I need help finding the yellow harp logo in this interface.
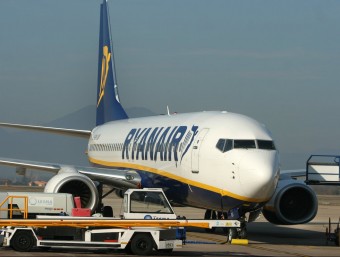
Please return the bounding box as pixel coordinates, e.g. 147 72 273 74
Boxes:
97 46 111 107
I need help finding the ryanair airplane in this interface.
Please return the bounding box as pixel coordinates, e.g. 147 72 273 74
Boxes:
0 0 317 239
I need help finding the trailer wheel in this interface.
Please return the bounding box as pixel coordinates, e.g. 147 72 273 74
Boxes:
11 230 36 252
130 233 154 255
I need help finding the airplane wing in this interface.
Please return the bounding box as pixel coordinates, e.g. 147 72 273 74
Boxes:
0 122 91 138
0 157 61 172
0 157 141 189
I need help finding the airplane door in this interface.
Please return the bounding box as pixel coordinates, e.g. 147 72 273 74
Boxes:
191 128 209 173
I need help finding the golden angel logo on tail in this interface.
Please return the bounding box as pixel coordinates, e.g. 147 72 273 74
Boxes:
97 46 111 107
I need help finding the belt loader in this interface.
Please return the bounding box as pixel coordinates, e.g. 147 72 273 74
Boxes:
0 188 240 255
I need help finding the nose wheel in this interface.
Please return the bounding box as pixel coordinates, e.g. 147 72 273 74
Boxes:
225 226 247 243
226 228 238 243
204 209 247 242
226 221 247 243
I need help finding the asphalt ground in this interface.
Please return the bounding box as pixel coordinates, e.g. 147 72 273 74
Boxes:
1 186 340 256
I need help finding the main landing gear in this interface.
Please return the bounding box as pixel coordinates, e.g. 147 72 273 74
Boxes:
204 209 247 243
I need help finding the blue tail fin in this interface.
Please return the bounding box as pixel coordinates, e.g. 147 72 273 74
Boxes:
96 0 128 126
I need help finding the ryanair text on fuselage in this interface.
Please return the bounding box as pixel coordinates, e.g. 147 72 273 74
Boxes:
122 125 199 162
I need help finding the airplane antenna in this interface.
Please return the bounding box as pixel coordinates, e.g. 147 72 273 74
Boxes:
167 106 171 116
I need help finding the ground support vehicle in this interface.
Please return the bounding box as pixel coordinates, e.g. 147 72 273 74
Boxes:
0 188 240 255
305 155 340 186
325 217 340 246
0 218 240 255
1 225 182 255
305 155 340 246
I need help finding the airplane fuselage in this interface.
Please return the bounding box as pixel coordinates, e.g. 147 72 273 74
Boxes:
88 111 280 214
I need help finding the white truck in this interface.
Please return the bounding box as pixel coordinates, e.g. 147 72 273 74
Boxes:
0 192 75 219
0 188 241 255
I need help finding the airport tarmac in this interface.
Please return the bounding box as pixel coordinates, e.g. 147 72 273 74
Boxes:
1 186 340 256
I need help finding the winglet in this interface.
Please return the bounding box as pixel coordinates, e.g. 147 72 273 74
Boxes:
96 0 128 126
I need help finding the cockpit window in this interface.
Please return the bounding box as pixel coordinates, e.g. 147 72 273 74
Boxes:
216 139 233 153
216 139 276 152
216 139 225 152
257 140 276 150
234 140 256 149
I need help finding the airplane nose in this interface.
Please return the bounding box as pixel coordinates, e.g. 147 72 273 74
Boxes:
238 150 279 201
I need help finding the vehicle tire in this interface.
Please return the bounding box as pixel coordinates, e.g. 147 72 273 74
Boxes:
226 228 237 243
125 244 133 254
130 233 154 255
11 230 36 252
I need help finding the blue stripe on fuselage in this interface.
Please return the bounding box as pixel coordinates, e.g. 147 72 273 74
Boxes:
134 169 265 213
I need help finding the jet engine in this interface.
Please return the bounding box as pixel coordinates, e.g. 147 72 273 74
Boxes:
44 166 99 212
262 178 318 225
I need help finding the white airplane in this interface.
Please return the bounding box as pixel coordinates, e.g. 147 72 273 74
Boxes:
0 0 317 238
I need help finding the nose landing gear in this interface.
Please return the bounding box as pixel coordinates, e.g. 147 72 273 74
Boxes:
204 209 247 243
226 223 247 243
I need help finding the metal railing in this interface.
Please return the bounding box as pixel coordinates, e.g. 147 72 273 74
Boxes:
306 155 340 185
0 195 28 219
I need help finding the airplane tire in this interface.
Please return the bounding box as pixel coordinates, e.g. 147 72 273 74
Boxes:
11 230 36 252
130 233 154 255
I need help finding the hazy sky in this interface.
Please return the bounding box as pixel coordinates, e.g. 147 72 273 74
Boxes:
1 0 340 169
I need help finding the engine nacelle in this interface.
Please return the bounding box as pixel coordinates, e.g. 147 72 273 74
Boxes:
44 166 99 212
262 179 318 225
